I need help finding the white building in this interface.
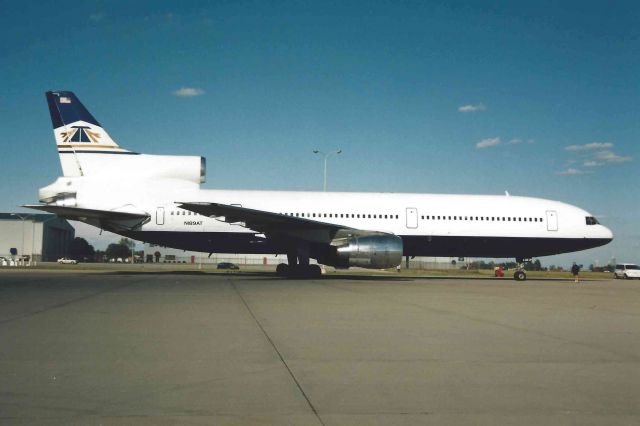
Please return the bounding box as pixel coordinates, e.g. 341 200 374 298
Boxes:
143 242 284 265
0 213 75 262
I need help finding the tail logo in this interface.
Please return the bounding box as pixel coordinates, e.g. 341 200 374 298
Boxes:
60 126 101 143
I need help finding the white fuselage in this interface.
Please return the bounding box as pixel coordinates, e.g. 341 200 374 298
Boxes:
62 175 611 259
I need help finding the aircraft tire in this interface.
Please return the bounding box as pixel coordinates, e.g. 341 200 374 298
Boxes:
284 265 322 279
309 264 322 278
276 263 289 276
514 271 526 281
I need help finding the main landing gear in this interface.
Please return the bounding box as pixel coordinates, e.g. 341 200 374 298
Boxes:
275 246 322 278
513 257 530 281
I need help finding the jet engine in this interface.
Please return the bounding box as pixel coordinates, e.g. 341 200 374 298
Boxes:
330 234 403 269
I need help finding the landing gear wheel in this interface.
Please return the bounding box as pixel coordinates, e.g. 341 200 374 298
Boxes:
309 264 322 278
514 270 527 281
276 263 289 276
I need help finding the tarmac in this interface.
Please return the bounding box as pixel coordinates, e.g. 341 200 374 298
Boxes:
0 270 639 425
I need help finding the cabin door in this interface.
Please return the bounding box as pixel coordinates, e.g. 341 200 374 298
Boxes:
156 207 165 225
406 207 418 229
546 210 558 231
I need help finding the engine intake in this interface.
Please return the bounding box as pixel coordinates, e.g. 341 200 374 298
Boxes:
333 235 403 269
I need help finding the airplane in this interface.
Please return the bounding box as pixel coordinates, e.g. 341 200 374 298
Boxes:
25 91 613 279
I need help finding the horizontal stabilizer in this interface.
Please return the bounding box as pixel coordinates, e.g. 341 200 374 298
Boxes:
23 204 150 232
23 204 149 221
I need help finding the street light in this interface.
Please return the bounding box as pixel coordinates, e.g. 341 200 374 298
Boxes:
10 213 29 265
312 149 342 192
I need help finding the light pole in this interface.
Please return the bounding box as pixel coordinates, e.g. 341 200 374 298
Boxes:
312 149 342 192
10 213 28 265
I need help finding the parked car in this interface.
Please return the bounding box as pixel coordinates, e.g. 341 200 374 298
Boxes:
57 257 78 264
614 263 640 279
217 262 240 270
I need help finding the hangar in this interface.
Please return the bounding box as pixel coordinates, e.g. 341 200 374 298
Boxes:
0 213 74 263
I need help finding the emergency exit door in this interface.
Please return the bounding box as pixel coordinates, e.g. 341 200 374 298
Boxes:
406 207 418 229
546 210 558 231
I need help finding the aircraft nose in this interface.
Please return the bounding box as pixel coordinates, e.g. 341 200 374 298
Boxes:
600 225 614 241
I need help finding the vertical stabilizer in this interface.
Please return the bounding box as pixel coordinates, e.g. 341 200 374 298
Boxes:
45 91 131 176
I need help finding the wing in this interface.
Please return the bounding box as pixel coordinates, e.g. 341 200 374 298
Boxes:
177 202 392 243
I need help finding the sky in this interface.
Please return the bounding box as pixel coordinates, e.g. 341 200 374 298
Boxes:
1 0 638 267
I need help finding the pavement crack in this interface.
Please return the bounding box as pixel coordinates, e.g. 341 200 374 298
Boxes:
0 282 132 326
229 279 326 426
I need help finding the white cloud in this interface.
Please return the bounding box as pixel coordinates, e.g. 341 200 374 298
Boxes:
557 168 585 175
565 142 613 151
594 150 632 163
458 103 486 113
173 87 205 97
476 137 501 149
583 160 601 167
507 138 522 145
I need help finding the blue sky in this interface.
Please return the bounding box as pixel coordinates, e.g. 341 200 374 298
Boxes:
1 0 638 267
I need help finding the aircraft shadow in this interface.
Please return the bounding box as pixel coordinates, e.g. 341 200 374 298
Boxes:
102 270 573 282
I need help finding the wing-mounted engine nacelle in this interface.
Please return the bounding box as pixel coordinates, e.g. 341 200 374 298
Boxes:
330 234 403 269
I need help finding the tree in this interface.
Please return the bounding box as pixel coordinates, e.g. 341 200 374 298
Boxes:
119 238 135 251
69 237 95 260
106 243 131 260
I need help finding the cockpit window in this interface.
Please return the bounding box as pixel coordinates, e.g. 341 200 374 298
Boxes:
585 216 599 225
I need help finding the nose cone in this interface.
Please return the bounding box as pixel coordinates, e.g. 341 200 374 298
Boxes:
594 225 614 245
602 225 614 241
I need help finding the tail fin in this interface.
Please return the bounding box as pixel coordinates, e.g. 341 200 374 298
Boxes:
46 91 132 176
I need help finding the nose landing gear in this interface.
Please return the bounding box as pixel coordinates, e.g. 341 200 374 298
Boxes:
514 258 530 281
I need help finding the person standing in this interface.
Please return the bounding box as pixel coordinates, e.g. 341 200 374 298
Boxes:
571 262 580 283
